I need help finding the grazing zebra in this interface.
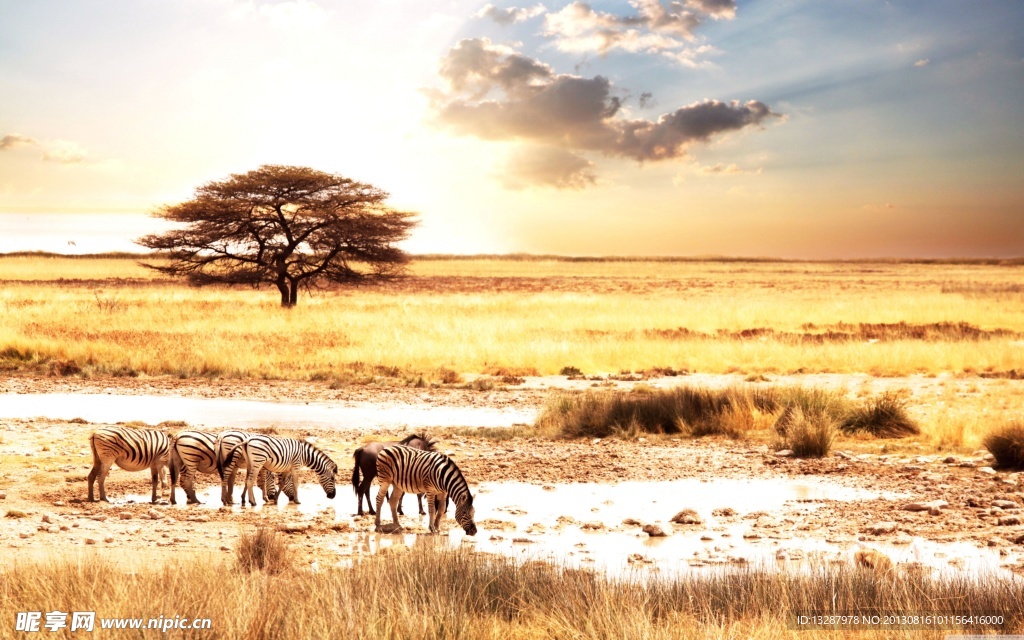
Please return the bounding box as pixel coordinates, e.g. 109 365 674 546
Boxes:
170 431 290 505
88 427 170 503
374 446 477 536
214 430 292 506
227 435 338 507
351 433 438 516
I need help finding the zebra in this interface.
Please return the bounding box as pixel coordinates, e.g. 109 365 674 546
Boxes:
87 426 170 503
226 435 338 507
213 430 292 506
374 445 477 536
170 430 290 505
351 433 438 516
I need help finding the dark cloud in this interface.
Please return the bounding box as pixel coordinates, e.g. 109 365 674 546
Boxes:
431 38 780 185
501 146 597 190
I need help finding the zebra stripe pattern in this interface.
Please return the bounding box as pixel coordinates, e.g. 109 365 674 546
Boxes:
232 435 338 506
88 426 170 503
170 430 217 505
215 431 292 506
374 445 477 535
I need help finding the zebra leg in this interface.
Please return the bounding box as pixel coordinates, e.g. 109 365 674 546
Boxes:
285 471 299 504
427 492 438 534
182 467 201 505
374 480 392 531
243 462 262 507
418 493 426 516
387 487 405 532
150 464 162 504
95 460 115 502
224 467 238 505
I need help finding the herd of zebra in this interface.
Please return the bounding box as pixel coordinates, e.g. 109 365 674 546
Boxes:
85 426 477 536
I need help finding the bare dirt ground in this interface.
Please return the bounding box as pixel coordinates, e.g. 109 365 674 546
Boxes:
1 374 1022 574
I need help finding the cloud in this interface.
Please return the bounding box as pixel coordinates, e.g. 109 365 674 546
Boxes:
1 132 91 164
542 0 734 65
430 39 779 188
0 134 39 150
42 139 89 164
914 58 930 67
501 146 597 190
698 162 753 175
434 39 777 156
477 3 546 25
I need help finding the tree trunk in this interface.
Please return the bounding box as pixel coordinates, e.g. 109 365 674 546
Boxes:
277 278 293 308
288 280 298 306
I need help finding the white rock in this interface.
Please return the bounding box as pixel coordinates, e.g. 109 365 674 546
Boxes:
867 522 898 535
979 467 997 475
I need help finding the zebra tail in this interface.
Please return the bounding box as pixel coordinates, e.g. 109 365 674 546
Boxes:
89 432 100 467
218 442 241 481
351 448 362 493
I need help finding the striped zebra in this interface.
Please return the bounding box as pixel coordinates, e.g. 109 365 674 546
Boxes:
170 431 290 505
214 431 292 506
374 445 477 535
88 426 170 503
226 435 338 507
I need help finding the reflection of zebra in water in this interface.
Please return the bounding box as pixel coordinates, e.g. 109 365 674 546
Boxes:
225 435 338 506
88 427 170 503
374 446 477 535
171 430 289 505
214 431 292 505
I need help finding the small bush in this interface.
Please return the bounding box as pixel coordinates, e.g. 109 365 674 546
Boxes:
775 406 836 458
236 525 291 574
983 422 1024 469
536 386 762 439
840 392 919 438
559 366 583 377
436 367 462 384
5 509 28 519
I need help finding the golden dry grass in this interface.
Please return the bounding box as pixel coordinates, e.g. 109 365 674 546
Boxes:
0 543 1019 640
2 255 1022 381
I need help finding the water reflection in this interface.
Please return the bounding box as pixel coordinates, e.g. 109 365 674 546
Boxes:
129 477 1014 579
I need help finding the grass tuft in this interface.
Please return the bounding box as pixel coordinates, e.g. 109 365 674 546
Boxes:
774 405 837 458
840 391 920 437
236 525 291 574
983 421 1024 469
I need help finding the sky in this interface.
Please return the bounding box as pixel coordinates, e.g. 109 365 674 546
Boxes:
0 0 1022 258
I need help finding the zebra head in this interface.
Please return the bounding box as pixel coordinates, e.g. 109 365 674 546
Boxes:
455 495 477 536
319 459 338 499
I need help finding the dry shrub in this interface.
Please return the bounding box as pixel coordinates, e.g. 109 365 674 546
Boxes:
236 525 291 574
983 422 1024 469
840 391 919 438
775 407 836 458
536 386 771 439
436 367 462 384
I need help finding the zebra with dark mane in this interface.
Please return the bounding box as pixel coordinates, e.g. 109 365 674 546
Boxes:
213 430 291 505
225 435 338 506
172 430 289 505
88 426 170 503
374 445 477 536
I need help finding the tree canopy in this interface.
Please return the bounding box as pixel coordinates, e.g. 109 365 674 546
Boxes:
137 165 418 306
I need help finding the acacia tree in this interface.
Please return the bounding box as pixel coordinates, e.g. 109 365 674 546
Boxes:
138 165 418 307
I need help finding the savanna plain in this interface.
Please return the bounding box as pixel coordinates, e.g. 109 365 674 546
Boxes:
2 254 1024 639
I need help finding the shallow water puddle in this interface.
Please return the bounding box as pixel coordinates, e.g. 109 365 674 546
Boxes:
135 477 1015 579
0 393 536 429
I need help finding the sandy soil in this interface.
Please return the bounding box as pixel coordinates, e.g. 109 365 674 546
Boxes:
1 375 1022 574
